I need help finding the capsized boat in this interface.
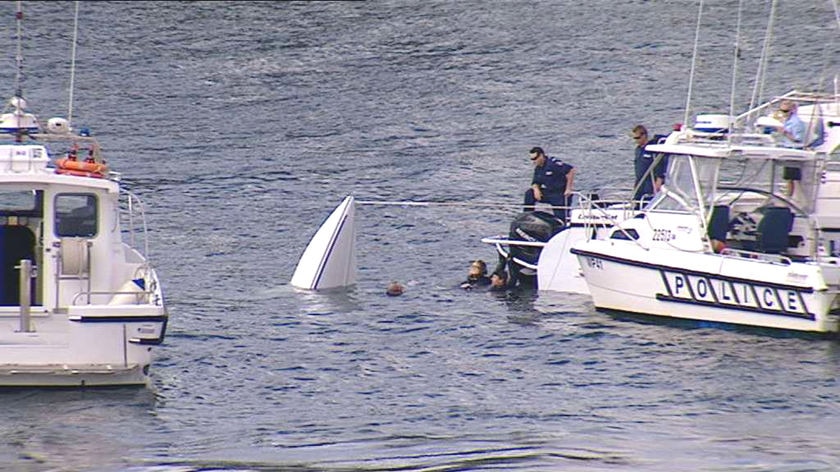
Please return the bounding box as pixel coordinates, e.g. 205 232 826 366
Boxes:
572 90 840 334
0 4 167 386
291 195 357 290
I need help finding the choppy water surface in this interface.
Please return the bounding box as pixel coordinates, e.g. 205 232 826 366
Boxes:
1 1 839 471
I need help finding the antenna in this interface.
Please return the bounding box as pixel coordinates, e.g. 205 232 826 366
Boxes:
683 0 705 129
13 1 24 142
14 1 22 99
749 0 778 111
728 0 745 133
68 1 80 128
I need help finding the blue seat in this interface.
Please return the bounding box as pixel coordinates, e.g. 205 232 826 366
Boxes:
708 205 730 242
756 207 793 254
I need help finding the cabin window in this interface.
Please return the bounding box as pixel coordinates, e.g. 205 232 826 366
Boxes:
611 228 639 240
0 189 42 217
54 193 97 237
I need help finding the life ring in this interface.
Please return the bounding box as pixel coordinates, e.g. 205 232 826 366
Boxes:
55 158 108 178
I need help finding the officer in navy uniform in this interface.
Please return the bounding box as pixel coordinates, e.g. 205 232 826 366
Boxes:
631 125 668 202
523 146 576 222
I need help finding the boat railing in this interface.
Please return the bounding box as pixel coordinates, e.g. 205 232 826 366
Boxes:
733 90 840 129
574 191 638 223
120 189 151 260
70 289 152 306
719 247 792 265
574 191 647 248
480 189 637 270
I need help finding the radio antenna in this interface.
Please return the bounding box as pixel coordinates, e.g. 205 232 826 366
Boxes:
67 1 80 128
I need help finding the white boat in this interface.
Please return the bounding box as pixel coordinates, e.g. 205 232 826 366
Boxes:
0 4 167 386
571 90 840 334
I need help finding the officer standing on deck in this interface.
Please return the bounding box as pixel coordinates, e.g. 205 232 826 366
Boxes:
631 125 667 203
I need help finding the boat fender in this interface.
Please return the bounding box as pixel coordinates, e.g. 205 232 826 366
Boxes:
107 279 147 305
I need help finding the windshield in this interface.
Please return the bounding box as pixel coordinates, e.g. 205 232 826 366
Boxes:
650 154 720 214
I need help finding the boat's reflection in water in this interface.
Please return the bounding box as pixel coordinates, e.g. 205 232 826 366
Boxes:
0 387 159 469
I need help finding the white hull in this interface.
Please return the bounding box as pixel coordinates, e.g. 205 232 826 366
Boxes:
574 241 840 333
537 205 631 293
536 226 590 294
291 195 357 290
0 364 149 387
0 276 167 387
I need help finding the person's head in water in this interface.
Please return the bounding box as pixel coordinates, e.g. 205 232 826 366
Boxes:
490 270 508 290
386 281 404 296
468 260 487 280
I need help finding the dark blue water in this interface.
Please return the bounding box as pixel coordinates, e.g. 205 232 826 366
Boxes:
1 1 839 471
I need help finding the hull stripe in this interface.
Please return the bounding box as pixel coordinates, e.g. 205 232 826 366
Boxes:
571 248 815 293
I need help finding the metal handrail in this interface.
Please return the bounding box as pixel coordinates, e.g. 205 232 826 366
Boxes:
70 289 152 306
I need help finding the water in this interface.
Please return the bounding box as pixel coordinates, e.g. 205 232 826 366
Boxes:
1 1 839 471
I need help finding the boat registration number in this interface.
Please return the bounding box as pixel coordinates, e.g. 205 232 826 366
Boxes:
652 229 675 241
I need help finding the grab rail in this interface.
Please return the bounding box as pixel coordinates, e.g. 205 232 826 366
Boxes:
70 290 152 306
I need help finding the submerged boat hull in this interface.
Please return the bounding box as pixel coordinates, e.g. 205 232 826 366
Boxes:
573 242 840 333
291 195 357 290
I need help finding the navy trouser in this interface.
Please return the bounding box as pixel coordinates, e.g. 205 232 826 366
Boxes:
524 189 571 222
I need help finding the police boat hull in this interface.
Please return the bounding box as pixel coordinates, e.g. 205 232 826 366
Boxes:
574 242 840 333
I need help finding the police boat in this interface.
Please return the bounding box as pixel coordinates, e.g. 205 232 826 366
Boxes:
571 90 840 334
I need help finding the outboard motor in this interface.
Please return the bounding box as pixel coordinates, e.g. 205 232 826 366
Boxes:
507 211 565 288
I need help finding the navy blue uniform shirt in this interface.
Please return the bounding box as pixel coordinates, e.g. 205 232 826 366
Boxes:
634 137 668 199
531 157 573 196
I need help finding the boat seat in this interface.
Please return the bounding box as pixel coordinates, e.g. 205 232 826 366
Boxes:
708 205 730 241
755 207 793 254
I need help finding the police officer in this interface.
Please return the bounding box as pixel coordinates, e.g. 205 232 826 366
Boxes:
631 125 667 202
523 146 576 222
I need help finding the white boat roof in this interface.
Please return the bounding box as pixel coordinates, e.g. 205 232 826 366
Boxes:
647 135 818 161
0 139 119 192
648 89 840 160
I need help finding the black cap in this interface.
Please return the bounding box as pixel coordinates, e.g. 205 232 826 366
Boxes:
529 147 544 155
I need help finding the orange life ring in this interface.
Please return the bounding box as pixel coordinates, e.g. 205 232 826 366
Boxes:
55 158 108 178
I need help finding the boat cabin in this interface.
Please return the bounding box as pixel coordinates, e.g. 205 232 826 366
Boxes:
0 140 151 314
619 91 840 261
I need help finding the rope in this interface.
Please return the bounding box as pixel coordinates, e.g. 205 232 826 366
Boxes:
356 200 533 209
684 0 705 128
